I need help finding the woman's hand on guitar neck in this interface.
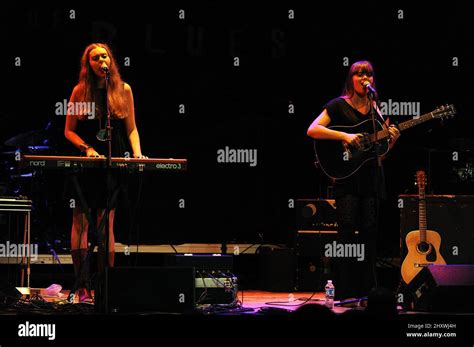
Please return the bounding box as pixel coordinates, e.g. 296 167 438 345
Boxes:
388 125 401 141
388 125 401 150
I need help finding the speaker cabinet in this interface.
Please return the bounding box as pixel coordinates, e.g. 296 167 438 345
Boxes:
104 267 195 314
295 230 337 291
399 195 474 264
406 264 474 312
295 199 338 291
258 247 296 292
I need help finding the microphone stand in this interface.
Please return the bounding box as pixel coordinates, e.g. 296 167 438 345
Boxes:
368 90 382 168
105 68 112 266
95 69 113 312
368 89 380 290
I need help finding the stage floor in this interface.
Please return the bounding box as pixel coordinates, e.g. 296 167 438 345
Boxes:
9 287 368 315
2 287 473 344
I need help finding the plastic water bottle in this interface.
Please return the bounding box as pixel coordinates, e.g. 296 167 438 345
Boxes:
325 280 335 309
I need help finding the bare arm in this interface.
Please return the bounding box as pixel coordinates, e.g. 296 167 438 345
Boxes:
123 83 145 158
307 109 361 146
64 86 100 157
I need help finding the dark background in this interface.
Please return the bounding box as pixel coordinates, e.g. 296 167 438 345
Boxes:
1 3 472 256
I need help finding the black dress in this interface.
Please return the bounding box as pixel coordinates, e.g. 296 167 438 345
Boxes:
323 96 386 300
70 88 130 209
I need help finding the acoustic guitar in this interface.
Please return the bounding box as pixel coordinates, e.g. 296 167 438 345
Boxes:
401 170 446 284
313 105 456 180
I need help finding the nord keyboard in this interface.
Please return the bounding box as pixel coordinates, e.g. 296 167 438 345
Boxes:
19 155 187 172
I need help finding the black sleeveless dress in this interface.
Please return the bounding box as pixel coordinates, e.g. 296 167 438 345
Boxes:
70 88 130 209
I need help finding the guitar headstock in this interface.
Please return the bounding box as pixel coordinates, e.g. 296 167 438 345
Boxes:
432 104 456 120
415 170 427 189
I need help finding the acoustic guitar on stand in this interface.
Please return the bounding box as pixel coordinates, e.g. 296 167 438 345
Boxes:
401 170 446 284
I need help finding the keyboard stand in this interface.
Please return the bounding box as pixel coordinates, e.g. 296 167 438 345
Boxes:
0 197 32 292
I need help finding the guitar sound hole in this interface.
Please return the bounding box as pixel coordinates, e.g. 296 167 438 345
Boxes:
417 242 430 253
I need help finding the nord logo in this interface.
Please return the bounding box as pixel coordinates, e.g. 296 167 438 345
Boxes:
30 161 46 167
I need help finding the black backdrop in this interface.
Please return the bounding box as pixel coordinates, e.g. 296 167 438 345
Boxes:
1 3 472 254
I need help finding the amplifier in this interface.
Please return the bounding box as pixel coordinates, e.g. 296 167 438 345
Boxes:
194 273 238 305
165 254 237 305
296 199 337 231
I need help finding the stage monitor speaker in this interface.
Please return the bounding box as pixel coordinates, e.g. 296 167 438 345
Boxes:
105 267 195 314
258 247 296 292
399 195 474 264
407 264 474 313
295 230 337 291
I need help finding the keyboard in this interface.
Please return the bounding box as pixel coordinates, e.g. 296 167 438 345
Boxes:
19 155 187 172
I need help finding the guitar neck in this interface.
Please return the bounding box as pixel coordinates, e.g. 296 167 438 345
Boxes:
367 111 436 144
397 112 436 132
419 186 427 242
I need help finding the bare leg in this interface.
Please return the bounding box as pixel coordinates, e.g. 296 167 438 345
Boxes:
70 208 92 302
71 208 88 250
97 208 116 267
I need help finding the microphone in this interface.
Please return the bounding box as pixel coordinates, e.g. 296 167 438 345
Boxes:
101 63 109 73
362 80 376 95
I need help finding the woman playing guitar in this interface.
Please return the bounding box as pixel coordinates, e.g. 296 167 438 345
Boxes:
307 60 400 300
